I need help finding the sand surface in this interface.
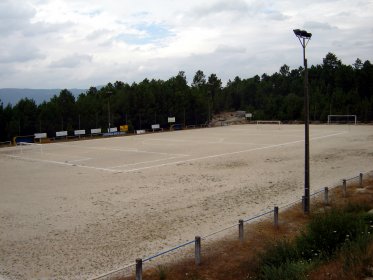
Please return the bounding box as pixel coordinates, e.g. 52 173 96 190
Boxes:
0 124 372 279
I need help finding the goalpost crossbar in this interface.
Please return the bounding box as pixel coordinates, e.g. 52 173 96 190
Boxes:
256 120 281 125
327 115 357 125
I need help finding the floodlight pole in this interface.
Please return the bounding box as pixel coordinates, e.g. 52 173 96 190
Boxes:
293 29 312 214
108 100 111 131
107 91 112 132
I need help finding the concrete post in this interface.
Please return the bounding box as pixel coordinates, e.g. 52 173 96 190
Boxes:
195 236 201 265
343 179 347 197
136 258 142 280
359 173 363 188
274 207 279 228
324 187 329 205
239 219 244 242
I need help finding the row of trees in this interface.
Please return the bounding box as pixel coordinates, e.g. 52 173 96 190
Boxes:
0 52 372 142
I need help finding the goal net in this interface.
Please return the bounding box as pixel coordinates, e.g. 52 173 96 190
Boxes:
256 120 282 130
327 115 357 125
16 142 43 155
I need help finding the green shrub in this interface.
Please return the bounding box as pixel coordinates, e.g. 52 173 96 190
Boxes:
339 228 373 276
261 260 311 280
260 240 299 267
184 271 206 280
295 209 368 260
344 202 371 213
157 265 168 280
257 205 373 279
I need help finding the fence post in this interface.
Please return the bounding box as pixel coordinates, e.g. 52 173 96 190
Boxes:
274 206 279 228
239 219 244 242
359 173 363 188
343 179 347 197
302 196 305 210
324 187 329 205
195 236 201 265
136 258 142 280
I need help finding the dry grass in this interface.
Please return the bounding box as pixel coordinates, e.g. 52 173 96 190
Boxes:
119 177 373 280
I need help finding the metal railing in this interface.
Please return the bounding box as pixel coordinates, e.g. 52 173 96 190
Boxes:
90 170 372 280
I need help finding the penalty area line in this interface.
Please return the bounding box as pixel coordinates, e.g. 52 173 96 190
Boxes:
118 131 347 173
109 156 182 169
6 155 121 173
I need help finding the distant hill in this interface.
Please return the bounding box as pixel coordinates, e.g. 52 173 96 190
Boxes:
0 88 86 106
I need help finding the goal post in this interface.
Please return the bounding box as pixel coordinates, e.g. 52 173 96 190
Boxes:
16 142 43 155
327 115 357 125
256 120 281 125
256 120 282 129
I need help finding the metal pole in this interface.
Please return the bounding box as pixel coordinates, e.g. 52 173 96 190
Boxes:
108 99 111 131
303 40 310 214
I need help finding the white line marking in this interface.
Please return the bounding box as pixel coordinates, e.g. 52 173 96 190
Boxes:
217 141 267 146
118 132 347 173
142 138 224 145
109 156 181 168
5 131 347 174
6 155 121 173
57 144 189 157
67 158 92 163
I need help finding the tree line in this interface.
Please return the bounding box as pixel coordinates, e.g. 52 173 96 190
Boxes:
0 52 372 142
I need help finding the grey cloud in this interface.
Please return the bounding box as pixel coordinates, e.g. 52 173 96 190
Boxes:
0 0 36 35
192 0 249 17
0 44 45 63
265 10 289 21
50 54 93 68
0 0 73 37
304 21 337 31
20 21 74 37
86 29 111 40
335 11 351 17
215 45 246 54
188 0 288 23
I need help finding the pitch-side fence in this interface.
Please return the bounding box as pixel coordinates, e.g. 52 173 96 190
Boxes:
91 170 372 280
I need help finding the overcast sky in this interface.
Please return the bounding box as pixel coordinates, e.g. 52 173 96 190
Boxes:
1 0 372 89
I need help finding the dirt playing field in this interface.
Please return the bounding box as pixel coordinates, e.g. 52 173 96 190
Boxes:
0 124 372 279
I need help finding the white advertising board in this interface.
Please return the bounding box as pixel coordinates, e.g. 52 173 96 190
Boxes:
74 130 86 136
151 124 160 129
108 127 118 133
56 131 68 137
168 117 175 123
245 113 253 118
91 128 102 134
136 130 146 134
34 133 47 139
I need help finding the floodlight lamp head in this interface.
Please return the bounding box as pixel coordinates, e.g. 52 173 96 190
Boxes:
300 30 312 38
293 29 312 39
293 29 301 36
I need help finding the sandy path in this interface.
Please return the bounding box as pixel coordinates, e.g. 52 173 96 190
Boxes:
0 124 372 279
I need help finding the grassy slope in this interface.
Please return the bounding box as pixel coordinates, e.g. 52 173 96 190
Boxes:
119 177 373 280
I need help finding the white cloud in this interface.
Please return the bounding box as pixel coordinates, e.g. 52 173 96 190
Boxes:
0 0 372 88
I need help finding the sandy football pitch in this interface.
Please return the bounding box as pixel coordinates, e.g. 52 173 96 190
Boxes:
0 124 372 279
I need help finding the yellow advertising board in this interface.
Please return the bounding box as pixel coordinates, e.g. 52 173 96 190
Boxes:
120 125 128 132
